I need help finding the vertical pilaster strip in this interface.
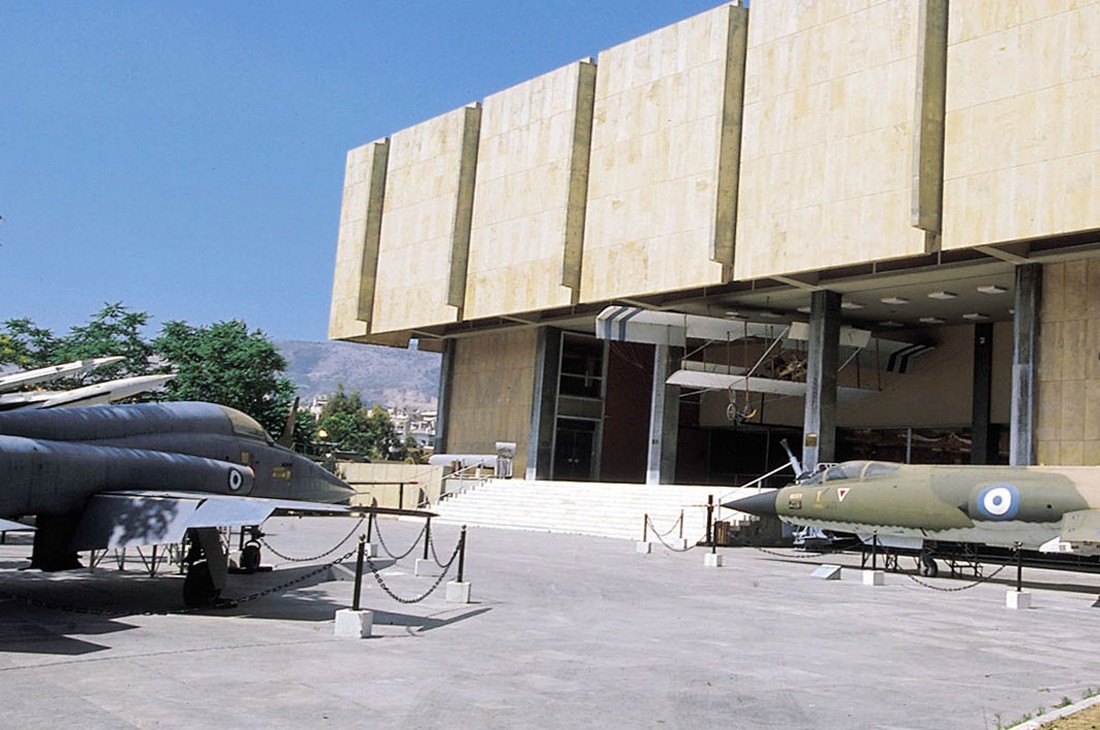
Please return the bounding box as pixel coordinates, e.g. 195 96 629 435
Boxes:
712 3 749 278
802 290 841 471
526 327 562 480
911 0 949 253
561 60 596 302
1010 264 1042 466
357 140 389 326
971 322 994 464
433 339 456 455
646 344 681 485
446 103 482 313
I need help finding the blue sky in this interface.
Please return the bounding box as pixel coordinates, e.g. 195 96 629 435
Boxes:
1 1 723 342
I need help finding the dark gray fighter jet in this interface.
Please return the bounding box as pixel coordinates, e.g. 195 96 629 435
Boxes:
0 401 355 606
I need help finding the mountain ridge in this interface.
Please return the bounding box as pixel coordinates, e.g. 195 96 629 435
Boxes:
275 339 440 410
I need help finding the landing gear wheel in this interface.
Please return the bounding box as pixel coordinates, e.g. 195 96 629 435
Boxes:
919 554 939 578
183 560 220 608
240 542 262 573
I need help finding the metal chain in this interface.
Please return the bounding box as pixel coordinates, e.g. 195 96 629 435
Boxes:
226 545 358 605
645 513 684 539
906 562 1007 592
754 546 828 559
0 545 359 617
428 529 450 568
365 538 462 604
375 520 428 561
648 526 702 553
259 516 365 563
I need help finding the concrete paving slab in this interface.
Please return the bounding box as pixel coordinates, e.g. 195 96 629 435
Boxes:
1 517 1098 729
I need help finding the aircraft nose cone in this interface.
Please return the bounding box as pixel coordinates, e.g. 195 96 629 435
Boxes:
724 490 779 517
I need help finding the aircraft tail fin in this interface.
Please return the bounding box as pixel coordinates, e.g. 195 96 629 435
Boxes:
277 397 299 449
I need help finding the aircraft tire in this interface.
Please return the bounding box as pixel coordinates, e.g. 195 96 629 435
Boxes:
183 560 220 608
240 543 262 573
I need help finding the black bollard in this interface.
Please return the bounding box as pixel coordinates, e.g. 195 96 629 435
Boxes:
352 533 366 611
366 506 375 543
679 509 684 541
872 533 879 571
423 516 432 560
642 514 648 542
706 494 714 550
457 526 467 583
1015 542 1023 593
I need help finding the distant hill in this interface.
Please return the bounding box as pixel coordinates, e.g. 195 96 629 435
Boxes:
275 339 440 410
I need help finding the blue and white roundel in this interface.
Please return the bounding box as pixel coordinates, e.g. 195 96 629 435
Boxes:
976 484 1019 520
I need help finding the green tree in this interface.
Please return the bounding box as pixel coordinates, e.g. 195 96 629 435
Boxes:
56 302 155 381
317 385 403 460
153 320 296 437
0 317 60 369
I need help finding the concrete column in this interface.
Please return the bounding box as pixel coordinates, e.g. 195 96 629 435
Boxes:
646 344 681 485
526 327 561 480
971 322 994 464
433 339 456 454
1010 264 1041 466
802 290 841 471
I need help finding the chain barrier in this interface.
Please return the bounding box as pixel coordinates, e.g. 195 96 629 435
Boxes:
645 513 683 539
906 561 1007 592
0 544 359 618
259 516 365 563
227 545 358 605
428 529 450 568
365 537 462 604
754 546 828 559
375 520 428 561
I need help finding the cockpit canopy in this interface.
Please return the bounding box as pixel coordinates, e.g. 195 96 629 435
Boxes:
221 406 273 444
801 460 899 485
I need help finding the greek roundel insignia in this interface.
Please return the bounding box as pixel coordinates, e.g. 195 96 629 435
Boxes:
228 468 244 492
976 484 1019 520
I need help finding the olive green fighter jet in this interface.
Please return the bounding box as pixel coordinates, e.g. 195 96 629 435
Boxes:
726 460 1100 560
0 401 356 606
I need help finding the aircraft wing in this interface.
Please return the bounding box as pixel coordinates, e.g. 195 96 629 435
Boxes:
1040 509 1100 556
69 491 349 551
666 368 875 401
0 517 34 532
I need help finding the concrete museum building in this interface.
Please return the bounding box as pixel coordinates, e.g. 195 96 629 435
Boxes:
329 1 1100 488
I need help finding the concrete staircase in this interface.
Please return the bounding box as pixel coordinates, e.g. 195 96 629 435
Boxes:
431 478 762 541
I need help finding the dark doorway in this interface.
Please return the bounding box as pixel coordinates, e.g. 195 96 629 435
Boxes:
553 418 597 481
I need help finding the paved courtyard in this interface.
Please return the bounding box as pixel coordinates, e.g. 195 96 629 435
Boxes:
1 516 1098 729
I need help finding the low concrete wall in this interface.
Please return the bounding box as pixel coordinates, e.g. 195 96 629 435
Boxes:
339 462 445 510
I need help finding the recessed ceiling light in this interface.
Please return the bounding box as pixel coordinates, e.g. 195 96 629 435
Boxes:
977 284 1007 294
881 296 909 305
962 312 989 320
841 301 865 310
878 320 905 328
796 306 812 314
927 290 957 300
919 316 945 325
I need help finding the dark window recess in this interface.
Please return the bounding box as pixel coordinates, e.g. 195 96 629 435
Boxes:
559 335 604 399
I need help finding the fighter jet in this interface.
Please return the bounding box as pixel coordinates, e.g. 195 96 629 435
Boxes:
726 460 1100 569
0 401 355 606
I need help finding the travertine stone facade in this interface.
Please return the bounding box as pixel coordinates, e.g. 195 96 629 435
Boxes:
579 3 747 301
329 140 388 341
464 60 596 320
371 104 481 334
447 329 538 476
942 1 1100 248
1037 261 1100 465
735 0 928 279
